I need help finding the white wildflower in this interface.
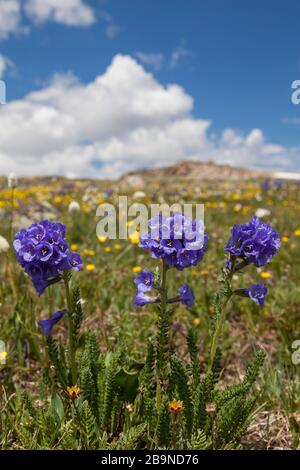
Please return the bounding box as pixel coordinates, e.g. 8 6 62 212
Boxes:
0 235 9 253
68 201 81 213
133 191 146 200
7 172 17 189
255 208 271 218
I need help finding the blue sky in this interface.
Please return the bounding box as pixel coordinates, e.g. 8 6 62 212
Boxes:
0 0 300 177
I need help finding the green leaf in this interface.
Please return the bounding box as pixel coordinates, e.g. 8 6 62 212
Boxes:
50 393 64 425
115 368 140 401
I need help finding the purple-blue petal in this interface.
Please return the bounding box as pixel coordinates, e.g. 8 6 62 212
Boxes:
38 310 66 336
245 283 267 307
179 283 195 307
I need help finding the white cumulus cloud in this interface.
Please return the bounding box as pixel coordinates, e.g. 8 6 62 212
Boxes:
0 54 299 179
0 0 22 39
0 0 95 40
0 54 15 78
0 55 8 78
135 52 165 71
24 0 95 26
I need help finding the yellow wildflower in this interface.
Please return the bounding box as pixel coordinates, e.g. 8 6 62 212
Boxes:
234 203 242 212
104 246 111 253
260 271 272 279
0 351 7 363
132 266 142 273
169 399 184 415
129 232 140 244
67 385 80 400
193 318 201 326
98 235 107 243
200 270 209 277
86 264 95 272
84 249 95 256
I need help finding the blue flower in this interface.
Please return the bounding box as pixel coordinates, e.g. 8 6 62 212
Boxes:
261 180 270 191
139 212 208 270
178 284 195 307
134 291 157 307
14 220 83 294
225 216 280 268
38 310 66 336
245 283 267 307
36 241 53 262
134 269 154 292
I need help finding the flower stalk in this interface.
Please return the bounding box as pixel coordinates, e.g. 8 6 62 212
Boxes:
156 260 169 410
208 293 231 373
207 258 235 372
160 260 168 316
63 273 77 385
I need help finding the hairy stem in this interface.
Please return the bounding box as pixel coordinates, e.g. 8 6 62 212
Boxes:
208 294 231 372
156 260 169 410
63 273 77 384
208 261 235 373
160 260 168 314
8 187 15 246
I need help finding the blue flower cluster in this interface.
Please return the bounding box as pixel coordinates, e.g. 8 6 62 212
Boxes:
225 216 280 267
14 220 83 294
139 213 208 270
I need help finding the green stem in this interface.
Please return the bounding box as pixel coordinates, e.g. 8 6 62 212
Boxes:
171 414 179 449
0 383 3 436
160 260 168 315
208 294 231 373
48 285 54 316
115 244 132 264
9 188 15 247
208 258 237 372
63 274 77 384
156 260 168 411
